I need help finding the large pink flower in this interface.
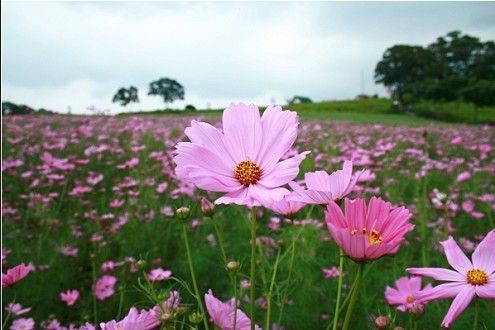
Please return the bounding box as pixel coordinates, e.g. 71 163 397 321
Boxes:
290 160 363 204
2 263 33 288
204 289 260 330
325 197 414 261
174 103 309 207
100 307 160 330
407 230 495 328
93 275 117 300
384 276 432 313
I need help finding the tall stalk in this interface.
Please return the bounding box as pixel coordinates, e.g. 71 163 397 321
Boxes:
342 262 365 330
181 222 209 330
249 207 257 330
329 249 344 330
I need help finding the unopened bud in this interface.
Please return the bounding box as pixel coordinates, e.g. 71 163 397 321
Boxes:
409 303 425 315
136 260 146 270
200 197 214 216
374 315 390 329
160 312 173 322
226 261 240 273
176 206 190 219
188 311 203 324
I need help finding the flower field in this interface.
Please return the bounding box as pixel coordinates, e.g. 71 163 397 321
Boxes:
2 107 494 330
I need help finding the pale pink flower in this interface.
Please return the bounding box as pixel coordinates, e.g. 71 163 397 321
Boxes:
268 182 306 217
156 182 168 193
2 263 33 288
148 268 172 282
174 103 309 207
325 197 414 261
384 276 432 313
60 289 80 306
9 318 35 330
94 275 117 300
204 289 261 330
4 303 31 316
456 171 471 183
322 267 342 278
200 197 215 216
290 160 364 204
100 307 160 330
407 230 495 328
59 246 79 257
109 199 125 209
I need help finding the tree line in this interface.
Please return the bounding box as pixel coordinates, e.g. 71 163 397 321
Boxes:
112 77 185 107
375 31 495 107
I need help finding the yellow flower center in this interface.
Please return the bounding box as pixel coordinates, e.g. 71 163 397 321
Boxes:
368 229 383 245
467 269 488 286
406 295 414 304
235 160 261 186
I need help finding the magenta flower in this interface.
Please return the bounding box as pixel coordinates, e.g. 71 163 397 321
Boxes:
174 103 309 207
407 230 495 328
291 160 363 204
148 268 172 282
325 197 414 261
60 289 80 306
9 318 35 330
2 263 33 288
204 289 260 330
384 276 432 313
93 275 117 300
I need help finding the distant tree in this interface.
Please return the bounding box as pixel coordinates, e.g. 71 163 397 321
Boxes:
112 86 139 106
184 104 196 111
460 80 495 106
2 102 35 115
148 78 184 104
289 96 313 104
374 45 437 103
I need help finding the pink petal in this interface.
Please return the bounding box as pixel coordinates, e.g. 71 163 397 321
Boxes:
441 285 475 328
256 105 299 170
325 200 347 229
384 286 404 305
474 274 495 298
472 229 495 274
304 171 331 191
260 151 310 188
440 236 473 274
248 184 289 208
414 282 465 302
406 267 465 282
222 103 262 162
290 189 333 204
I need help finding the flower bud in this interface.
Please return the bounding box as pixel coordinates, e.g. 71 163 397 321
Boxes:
188 311 203 324
374 315 390 329
200 197 214 216
409 303 425 315
176 206 190 219
136 259 146 270
226 261 240 273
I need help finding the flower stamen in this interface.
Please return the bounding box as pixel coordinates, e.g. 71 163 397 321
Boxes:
467 269 488 286
235 160 261 186
369 229 383 245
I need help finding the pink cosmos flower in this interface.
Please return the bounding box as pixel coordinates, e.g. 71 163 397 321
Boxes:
268 182 307 217
94 275 117 300
456 171 471 183
60 289 80 306
322 267 342 278
4 303 31 316
290 160 364 204
325 197 414 261
9 318 35 330
2 263 33 288
204 289 261 330
100 307 160 330
174 103 310 207
148 268 172 281
384 276 432 313
407 230 495 328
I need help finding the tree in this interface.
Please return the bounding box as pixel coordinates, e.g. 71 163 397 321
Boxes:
374 45 438 103
460 80 495 107
148 78 184 104
112 86 139 106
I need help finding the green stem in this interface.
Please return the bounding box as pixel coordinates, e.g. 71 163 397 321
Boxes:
342 263 365 330
265 249 282 330
2 311 11 330
92 260 98 325
277 228 303 326
329 249 344 330
213 220 228 264
232 272 238 330
182 223 209 330
249 207 257 330
473 298 479 330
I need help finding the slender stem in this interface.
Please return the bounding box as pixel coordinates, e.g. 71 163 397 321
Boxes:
249 207 257 330
182 222 209 330
213 221 228 264
92 260 98 324
473 298 479 330
232 272 238 330
265 249 282 330
116 289 125 319
277 228 303 326
2 311 11 330
342 263 364 330
329 249 344 330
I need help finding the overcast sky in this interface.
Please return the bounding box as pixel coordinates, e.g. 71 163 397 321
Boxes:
2 1 495 114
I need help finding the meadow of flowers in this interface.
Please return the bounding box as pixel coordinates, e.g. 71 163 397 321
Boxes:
2 105 494 330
